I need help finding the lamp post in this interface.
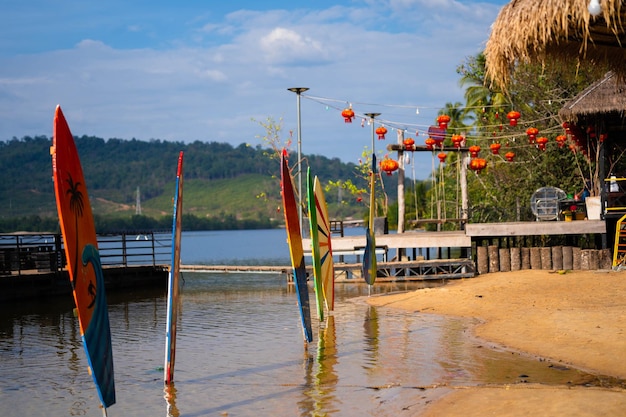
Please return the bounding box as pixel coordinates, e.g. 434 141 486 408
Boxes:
363 113 381 232
287 87 309 232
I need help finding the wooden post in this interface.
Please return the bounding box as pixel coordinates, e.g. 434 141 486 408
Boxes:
562 246 573 270
396 130 405 261
477 246 488 274
521 247 531 269
499 248 511 272
541 247 552 270
552 246 563 270
510 247 521 271
488 245 499 273
460 151 469 229
572 247 582 269
530 247 542 269
397 130 405 234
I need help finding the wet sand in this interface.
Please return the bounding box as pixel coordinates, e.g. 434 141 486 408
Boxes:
366 269 626 416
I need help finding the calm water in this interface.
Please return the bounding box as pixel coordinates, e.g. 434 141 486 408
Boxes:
0 230 603 416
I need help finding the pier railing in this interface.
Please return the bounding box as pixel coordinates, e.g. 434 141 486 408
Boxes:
0 231 171 277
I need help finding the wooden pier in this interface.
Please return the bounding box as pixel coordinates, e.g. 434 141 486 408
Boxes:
0 219 611 300
0 232 169 301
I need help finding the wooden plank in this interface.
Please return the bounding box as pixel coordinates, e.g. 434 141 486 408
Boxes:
302 230 470 251
465 220 605 237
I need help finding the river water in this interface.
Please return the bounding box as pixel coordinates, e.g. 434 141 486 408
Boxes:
0 229 601 416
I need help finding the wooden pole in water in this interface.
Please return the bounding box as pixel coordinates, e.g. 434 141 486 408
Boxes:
287 87 309 233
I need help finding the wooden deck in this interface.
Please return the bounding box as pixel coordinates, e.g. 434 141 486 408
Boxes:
180 258 475 282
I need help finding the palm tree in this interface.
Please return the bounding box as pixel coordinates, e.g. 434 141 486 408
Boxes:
65 173 84 288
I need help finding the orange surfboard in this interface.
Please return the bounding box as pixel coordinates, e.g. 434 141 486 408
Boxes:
51 105 115 409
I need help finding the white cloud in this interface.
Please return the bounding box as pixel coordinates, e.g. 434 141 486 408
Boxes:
0 1 505 178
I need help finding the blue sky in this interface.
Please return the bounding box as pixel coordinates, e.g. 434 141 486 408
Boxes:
0 0 507 179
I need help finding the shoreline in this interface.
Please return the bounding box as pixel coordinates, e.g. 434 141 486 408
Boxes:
366 269 626 416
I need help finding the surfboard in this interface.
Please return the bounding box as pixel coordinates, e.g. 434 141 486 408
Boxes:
51 105 116 410
362 154 377 286
280 152 313 343
165 151 184 385
308 171 335 313
306 168 325 321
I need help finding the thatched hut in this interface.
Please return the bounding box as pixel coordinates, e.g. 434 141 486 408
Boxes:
558 71 626 192
559 71 626 125
485 0 626 89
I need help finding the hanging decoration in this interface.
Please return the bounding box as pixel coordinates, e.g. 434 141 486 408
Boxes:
403 137 415 151
506 111 521 127
536 136 549 151
341 107 355 123
505 151 515 162
469 145 481 158
380 157 399 175
437 152 447 164
489 143 501 155
469 158 487 173
436 114 451 129
526 127 539 143
425 137 436 150
375 126 388 140
451 134 464 148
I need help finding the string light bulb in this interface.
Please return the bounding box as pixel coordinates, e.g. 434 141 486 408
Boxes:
588 0 602 16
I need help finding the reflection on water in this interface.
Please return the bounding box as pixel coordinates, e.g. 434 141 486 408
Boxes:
0 272 615 417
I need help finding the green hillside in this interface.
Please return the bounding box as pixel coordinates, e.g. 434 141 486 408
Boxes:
0 135 378 232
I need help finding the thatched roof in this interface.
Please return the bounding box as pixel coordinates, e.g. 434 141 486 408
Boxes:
559 71 626 123
485 0 626 89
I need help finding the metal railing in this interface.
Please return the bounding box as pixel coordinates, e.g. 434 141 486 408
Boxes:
0 231 171 277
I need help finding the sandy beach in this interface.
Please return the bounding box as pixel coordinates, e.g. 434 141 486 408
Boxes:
366 269 626 416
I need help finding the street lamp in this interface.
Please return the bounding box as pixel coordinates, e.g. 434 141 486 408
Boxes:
287 87 309 232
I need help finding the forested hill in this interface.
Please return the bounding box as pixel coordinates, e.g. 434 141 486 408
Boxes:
0 135 374 231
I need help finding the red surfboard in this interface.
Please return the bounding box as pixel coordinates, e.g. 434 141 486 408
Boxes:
51 105 116 410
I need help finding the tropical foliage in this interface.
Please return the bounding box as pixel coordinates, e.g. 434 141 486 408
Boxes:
421 53 611 226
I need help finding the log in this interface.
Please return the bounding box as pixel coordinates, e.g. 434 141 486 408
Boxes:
488 245 499 273
599 248 613 270
510 247 521 271
521 247 531 270
541 247 552 270
499 248 511 272
551 246 563 270
572 247 582 270
562 246 573 270
581 249 599 270
477 246 488 274
530 247 542 270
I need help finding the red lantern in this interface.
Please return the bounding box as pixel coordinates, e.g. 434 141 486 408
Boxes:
469 158 487 173
506 111 521 126
437 152 447 163
341 108 355 123
451 134 464 148
469 145 481 158
505 151 515 162
437 114 451 129
526 127 539 143
403 138 415 151
536 136 549 151
380 157 399 175
425 137 436 150
375 126 388 140
555 135 567 148
489 143 501 155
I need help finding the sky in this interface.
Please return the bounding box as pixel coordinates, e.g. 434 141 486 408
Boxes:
0 0 507 179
